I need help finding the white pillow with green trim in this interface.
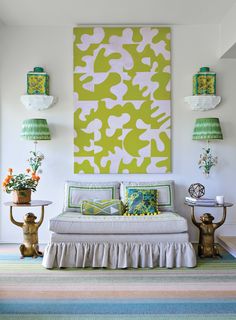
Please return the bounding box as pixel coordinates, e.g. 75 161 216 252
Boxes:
63 181 120 213
121 180 175 212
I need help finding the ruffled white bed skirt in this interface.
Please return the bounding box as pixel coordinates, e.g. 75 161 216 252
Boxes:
42 242 196 269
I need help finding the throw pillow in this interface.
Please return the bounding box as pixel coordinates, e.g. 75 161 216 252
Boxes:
121 180 175 212
81 199 124 216
63 181 120 213
126 188 159 215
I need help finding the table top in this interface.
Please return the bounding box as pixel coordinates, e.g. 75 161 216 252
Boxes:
4 200 52 207
184 201 233 208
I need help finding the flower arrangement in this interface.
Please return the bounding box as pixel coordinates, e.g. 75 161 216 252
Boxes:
2 168 40 194
198 147 217 176
2 151 43 194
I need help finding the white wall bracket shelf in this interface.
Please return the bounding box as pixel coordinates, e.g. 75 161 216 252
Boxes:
184 95 221 111
20 95 57 111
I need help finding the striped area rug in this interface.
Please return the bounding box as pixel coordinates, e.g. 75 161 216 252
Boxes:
0 244 236 319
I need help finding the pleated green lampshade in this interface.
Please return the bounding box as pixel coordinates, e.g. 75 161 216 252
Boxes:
21 119 51 140
192 118 223 140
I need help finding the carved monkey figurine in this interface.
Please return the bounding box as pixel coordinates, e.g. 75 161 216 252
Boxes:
191 211 226 258
10 209 44 258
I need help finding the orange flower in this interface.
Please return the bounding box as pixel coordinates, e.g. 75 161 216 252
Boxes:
26 168 31 173
5 175 12 183
2 181 7 187
35 176 40 181
8 168 13 174
31 173 37 181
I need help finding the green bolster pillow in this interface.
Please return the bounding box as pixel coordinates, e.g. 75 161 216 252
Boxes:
81 199 124 216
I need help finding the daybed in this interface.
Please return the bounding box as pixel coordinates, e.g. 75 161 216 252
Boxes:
42 180 196 269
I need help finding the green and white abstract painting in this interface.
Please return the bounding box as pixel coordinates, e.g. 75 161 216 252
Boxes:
74 27 171 173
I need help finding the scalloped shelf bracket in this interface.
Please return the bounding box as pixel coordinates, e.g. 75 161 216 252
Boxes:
20 95 57 111
184 95 221 111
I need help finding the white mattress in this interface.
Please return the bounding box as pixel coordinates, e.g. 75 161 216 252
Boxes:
50 232 189 242
49 211 188 234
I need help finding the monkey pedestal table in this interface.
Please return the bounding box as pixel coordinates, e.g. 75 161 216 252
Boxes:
185 202 233 258
4 200 52 258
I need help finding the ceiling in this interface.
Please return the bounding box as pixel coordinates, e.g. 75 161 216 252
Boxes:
0 0 235 26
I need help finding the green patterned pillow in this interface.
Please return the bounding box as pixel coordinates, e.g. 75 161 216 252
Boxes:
81 199 124 216
121 181 175 212
125 189 159 216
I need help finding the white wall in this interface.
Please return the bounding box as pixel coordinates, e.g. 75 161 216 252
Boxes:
220 2 236 58
1 25 236 243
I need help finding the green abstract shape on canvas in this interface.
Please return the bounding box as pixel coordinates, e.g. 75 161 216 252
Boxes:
74 73 121 100
123 44 154 72
119 158 151 173
155 157 171 172
94 48 121 72
151 132 170 157
95 129 123 157
74 160 94 174
74 129 94 157
123 129 149 157
123 74 148 100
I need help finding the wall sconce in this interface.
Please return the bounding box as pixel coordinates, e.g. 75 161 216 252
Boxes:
192 117 223 176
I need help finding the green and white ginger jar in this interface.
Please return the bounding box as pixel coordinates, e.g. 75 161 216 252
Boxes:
27 67 49 95
193 67 216 95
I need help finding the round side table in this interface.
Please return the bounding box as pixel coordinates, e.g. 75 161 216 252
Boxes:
4 200 52 258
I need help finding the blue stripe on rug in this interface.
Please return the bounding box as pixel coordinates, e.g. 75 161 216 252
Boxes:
1 315 236 320
1 300 236 315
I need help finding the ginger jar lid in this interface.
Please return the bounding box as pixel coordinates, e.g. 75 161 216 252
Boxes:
199 67 210 72
33 67 44 73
